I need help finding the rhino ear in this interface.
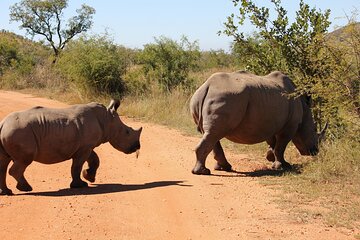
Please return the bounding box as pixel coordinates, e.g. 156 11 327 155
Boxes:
108 99 120 114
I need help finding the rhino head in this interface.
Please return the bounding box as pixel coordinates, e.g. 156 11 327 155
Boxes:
292 95 327 156
106 100 142 154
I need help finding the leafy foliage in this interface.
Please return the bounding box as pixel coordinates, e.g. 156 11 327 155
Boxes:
221 0 356 136
10 0 95 62
139 36 200 92
198 49 235 70
56 35 130 97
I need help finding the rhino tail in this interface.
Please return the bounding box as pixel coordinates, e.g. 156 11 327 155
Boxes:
196 84 210 134
0 123 9 158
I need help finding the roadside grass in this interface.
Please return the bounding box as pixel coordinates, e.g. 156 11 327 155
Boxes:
120 88 196 135
263 138 360 230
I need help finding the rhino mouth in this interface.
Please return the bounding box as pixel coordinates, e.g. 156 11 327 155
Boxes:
298 146 318 156
309 147 319 156
124 142 141 154
302 146 318 156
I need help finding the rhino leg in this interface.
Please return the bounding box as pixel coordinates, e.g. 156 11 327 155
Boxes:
70 150 91 188
192 133 218 175
82 151 99 183
0 156 13 195
9 160 33 192
272 137 292 170
213 141 232 172
266 138 276 162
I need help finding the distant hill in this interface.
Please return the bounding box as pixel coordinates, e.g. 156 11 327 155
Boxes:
0 29 48 52
0 30 50 66
0 30 51 83
327 22 360 42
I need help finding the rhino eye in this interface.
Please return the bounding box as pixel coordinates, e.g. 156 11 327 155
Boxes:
126 129 130 135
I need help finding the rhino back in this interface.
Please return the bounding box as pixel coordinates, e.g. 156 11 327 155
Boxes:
198 71 303 144
0 103 110 164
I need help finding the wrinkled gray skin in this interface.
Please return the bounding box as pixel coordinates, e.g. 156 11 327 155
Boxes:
190 71 326 175
0 100 142 195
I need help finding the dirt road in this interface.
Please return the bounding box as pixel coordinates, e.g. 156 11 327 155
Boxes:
0 91 356 240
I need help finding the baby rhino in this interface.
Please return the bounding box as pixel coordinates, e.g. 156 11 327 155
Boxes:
0 99 142 195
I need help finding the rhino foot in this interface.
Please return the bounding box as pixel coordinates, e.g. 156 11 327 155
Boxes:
214 162 232 172
272 161 292 171
0 188 13 196
281 161 292 170
192 166 211 175
16 183 32 192
82 169 96 183
70 180 88 188
272 161 282 170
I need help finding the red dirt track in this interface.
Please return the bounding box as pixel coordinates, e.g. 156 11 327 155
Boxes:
0 91 356 239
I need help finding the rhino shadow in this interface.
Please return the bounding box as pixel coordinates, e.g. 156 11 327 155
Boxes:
18 180 191 197
211 164 303 177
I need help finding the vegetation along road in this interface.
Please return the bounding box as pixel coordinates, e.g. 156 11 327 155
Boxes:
0 91 358 239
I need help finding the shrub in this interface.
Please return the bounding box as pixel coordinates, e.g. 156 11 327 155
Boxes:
139 36 200 92
123 65 150 96
198 49 236 70
57 34 130 97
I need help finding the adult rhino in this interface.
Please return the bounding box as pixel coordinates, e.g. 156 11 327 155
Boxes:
0 99 142 195
190 71 327 175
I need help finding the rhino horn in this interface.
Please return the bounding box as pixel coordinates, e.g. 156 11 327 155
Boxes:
318 122 328 143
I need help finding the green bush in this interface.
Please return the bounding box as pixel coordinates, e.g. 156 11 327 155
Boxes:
123 65 150 96
198 49 236 70
57 34 130 97
139 36 200 92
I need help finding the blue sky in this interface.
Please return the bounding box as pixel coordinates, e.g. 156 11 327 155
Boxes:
0 0 359 51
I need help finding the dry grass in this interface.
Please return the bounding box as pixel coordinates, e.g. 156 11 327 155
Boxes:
264 139 360 230
120 88 196 135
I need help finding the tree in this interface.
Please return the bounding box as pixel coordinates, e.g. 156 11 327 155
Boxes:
221 0 334 131
10 0 95 62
